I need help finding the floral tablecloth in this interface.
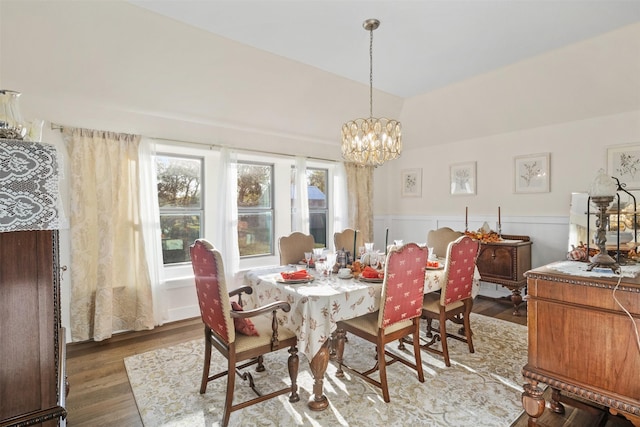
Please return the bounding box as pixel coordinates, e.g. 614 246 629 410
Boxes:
243 262 481 362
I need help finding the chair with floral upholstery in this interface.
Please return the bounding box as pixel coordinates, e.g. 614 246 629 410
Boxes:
420 235 480 367
334 243 428 402
190 239 300 427
278 231 315 265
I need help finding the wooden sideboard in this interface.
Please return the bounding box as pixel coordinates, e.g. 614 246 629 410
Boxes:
0 230 66 427
521 264 640 426
475 234 532 315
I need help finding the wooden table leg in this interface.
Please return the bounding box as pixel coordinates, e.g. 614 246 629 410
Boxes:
522 380 546 425
511 288 524 316
307 340 330 411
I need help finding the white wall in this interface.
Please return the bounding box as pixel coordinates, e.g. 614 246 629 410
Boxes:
1 1 639 339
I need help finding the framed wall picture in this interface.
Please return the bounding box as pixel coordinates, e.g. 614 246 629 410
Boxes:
401 168 422 197
607 143 640 189
514 152 550 193
450 161 476 195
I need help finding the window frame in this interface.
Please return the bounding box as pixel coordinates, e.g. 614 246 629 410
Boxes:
237 160 275 259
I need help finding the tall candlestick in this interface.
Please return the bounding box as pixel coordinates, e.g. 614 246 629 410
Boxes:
353 229 357 261
385 228 389 255
465 207 468 230
498 206 501 226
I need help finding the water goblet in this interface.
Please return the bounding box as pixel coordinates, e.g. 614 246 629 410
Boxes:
364 242 374 253
304 252 312 268
394 239 403 247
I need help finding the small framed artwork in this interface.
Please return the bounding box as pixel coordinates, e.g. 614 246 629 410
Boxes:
514 153 550 193
607 143 640 189
450 161 476 195
401 168 422 197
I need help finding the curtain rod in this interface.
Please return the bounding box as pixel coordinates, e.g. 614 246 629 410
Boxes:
50 122 339 163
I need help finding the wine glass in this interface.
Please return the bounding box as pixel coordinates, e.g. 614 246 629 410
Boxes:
304 252 312 268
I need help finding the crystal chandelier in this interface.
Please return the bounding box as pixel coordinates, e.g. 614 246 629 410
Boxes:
341 19 402 167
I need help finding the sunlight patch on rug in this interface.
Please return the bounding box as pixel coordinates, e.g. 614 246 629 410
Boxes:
124 314 527 426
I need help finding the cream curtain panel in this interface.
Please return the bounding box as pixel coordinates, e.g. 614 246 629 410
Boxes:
63 128 155 342
344 163 374 242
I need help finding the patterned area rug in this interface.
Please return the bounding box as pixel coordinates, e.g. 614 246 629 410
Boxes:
125 314 527 426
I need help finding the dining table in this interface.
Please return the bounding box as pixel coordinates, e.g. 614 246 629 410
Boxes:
243 260 480 410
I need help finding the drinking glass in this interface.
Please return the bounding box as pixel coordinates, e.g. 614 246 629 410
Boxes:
325 252 336 275
313 247 325 262
364 242 374 252
315 260 327 276
304 252 312 268
394 239 403 247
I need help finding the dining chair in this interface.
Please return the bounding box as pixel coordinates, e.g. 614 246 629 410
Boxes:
190 239 300 427
334 243 428 402
333 228 364 255
426 226 464 258
278 231 315 265
420 235 480 367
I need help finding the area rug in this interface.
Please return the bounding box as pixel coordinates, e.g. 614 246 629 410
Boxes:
125 314 527 426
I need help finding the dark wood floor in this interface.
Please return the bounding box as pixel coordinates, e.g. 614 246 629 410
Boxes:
64 296 633 427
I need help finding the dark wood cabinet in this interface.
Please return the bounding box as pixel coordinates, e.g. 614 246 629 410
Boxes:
521 264 640 426
0 230 66 427
475 234 532 315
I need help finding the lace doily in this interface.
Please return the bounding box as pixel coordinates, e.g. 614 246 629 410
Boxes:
547 260 640 278
0 139 63 232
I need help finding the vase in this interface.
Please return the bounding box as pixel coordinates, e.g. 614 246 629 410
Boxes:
0 89 27 140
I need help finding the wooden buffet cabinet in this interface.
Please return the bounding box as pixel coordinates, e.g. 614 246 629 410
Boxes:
521 264 640 426
476 234 532 315
0 231 66 427
0 139 66 427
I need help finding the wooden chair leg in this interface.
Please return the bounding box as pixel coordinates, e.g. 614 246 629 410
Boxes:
377 338 390 403
439 310 451 367
200 329 212 394
287 345 300 402
222 354 236 427
464 303 475 354
412 321 425 383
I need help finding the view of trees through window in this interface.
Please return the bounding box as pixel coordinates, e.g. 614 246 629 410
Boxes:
292 168 329 248
156 155 203 264
237 162 274 257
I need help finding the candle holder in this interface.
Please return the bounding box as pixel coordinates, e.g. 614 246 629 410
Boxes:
586 195 620 274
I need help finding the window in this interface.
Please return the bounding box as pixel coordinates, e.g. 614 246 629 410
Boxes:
156 154 203 264
237 162 274 257
291 167 329 247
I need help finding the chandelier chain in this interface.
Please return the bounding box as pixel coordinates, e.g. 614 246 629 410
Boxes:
369 25 373 119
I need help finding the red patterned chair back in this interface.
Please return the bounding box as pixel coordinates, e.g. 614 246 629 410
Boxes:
190 239 235 344
440 235 479 306
378 243 428 328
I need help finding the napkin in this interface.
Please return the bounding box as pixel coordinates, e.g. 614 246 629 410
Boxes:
281 269 310 280
361 266 383 279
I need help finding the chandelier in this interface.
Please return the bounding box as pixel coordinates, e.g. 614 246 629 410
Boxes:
341 19 402 167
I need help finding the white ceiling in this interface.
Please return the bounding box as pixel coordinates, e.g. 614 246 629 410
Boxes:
128 0 640 99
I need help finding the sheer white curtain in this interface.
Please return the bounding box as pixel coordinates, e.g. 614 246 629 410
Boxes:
139 138 168 326
292 156 310 233
215 147 240 287
332 162 349 244
63 127 155 341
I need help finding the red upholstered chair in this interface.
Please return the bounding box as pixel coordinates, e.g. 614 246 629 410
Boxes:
334 243 428 402
420 235 480 367
190 239 299 427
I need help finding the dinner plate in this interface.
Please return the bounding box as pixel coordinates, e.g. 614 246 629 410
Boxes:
426 265 444 270
358 276 383 283
276 276 314 284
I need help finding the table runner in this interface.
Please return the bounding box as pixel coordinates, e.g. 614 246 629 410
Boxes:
0 139 63 232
